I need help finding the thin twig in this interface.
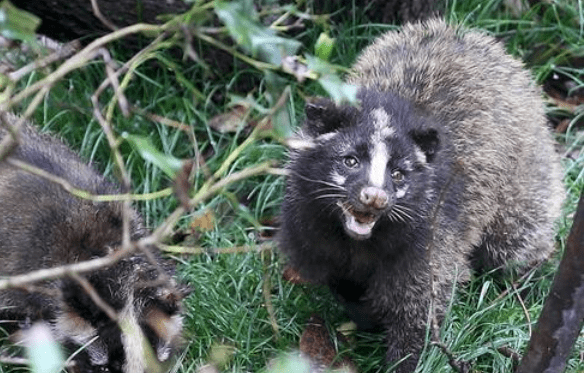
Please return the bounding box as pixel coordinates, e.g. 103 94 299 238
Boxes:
68 272 119 321
133 108 191 132
0 158 280 292
4 157 173 202
91 92 130 189
512 282 532 336
92 32 169 102
431 341 470 373
491 264 541 304
0 243 135 291
160 242 274 255
6 23 165 109
0 23 167 160
8 40 81 82
193 30 277 72
99 48 130 117
143 162 280 245
0 356 29 365
91 50 136 253
91 0 119 31
262 250 280 339
497 345 522 365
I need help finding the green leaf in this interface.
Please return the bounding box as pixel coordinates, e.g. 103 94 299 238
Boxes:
123 133 183 179
264 71 293 138
250 33 301 66
214 0 301 65
0 0 40 42
317 74 358 105
306 55 358 105
314 32 335 61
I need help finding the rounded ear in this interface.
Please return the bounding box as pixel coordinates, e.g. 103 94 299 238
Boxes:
410 128 440 162
304 98 357 137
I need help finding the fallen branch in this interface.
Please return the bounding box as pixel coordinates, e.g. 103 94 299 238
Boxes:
160 242 274 255
516 193 584 373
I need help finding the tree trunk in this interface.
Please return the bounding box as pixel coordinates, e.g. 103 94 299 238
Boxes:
12 0 441 43
312 0 441 25
516 193 584 373
11 0 191 42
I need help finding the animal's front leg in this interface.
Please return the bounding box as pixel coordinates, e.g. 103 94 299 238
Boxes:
384 317 427 373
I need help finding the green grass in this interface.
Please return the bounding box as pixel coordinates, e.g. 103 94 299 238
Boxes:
0 0 583 372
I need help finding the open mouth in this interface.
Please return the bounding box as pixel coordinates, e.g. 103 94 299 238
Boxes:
338 202 380 240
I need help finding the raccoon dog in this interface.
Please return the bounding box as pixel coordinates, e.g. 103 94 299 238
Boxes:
279 19 564 371
0 112 189 373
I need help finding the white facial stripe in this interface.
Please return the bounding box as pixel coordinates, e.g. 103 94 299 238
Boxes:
369 141 389 188
331 171 346 186
371 107 390 132
381 126 396 138
370 107 395 140
368 108 393 188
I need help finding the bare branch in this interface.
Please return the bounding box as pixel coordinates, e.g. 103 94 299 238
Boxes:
91 0 119 31
6 23 165 109
7 40 81 82
143 162 280 245
159 242 275 255
0 244 134 291
4 157 173 202
0 356 30 366
99 48 130 117
262 250 280 339
68 272 119 321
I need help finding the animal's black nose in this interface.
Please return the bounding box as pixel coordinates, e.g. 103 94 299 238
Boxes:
360 186 388 209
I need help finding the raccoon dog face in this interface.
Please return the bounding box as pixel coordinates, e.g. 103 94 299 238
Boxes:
291 89 441 240
54 255 190 373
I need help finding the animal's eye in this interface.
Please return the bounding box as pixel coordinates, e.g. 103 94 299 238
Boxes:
391 170 404 183
343 156 359 168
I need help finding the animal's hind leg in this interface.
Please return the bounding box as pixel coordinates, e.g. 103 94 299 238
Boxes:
470 208 558 274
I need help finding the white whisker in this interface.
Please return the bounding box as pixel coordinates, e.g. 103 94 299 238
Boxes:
387 203 417 223
290 171 345 190
315 194 346 200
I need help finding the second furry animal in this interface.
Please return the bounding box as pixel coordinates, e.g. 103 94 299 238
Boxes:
0 113 188 373
279 19 564 372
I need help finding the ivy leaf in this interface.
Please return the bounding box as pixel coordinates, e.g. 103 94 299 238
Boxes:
0 0 40 42
214 0 301 65
123 133 183 179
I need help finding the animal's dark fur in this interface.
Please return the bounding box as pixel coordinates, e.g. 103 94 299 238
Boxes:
0 112 188 373
279 19 564 372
